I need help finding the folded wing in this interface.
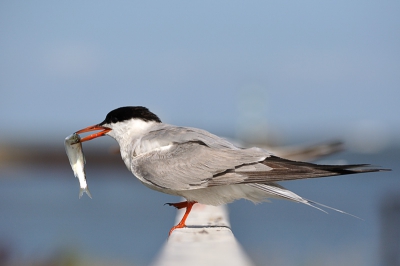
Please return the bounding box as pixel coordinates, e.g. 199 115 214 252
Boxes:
132 140 386 191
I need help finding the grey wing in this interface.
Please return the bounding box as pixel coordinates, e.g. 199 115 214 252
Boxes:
132 143 385 191
208 155 387 187
241 156 385 182
131 142 270 191
133 124 386 191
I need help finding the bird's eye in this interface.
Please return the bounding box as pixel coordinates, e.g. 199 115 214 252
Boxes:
111 117 118 123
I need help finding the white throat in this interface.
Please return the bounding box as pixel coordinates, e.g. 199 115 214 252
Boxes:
105 119 159 167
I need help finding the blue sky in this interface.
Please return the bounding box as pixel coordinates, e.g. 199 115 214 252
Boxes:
1 1 399 148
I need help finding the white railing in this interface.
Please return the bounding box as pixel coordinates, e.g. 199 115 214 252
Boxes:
151 203 255 266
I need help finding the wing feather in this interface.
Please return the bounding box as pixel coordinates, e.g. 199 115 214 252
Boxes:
131 125 387 191
131 142 268 190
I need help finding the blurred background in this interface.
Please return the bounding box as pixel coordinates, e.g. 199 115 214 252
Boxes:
0 1 399 265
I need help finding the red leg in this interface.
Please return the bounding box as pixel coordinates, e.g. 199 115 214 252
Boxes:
168 201 197 235
165 201 189 209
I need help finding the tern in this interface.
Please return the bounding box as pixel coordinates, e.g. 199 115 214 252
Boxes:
75 106 387 235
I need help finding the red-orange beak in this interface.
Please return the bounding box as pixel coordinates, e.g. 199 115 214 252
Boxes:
75 124 111 143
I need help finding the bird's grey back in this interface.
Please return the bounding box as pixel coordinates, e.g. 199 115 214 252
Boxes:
141 124 242 150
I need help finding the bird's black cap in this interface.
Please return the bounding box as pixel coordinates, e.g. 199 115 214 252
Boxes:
99 106 161 125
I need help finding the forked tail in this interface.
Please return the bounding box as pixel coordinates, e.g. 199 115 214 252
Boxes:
79 187 93 199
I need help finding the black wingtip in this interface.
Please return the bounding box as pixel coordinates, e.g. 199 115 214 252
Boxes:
338 165 391 173
257 155 391 182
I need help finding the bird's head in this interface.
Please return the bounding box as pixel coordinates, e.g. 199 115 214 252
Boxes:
76 106 161 143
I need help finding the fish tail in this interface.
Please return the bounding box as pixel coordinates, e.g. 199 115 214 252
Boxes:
79 187 93 199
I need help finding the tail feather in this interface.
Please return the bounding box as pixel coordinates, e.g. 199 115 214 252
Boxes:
248 183 361 219
244 157 390 218
306 199 362 219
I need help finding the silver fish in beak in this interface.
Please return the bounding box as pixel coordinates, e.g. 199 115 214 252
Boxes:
64 133 92 199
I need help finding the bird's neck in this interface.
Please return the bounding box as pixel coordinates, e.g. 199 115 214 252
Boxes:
107 119 160 168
